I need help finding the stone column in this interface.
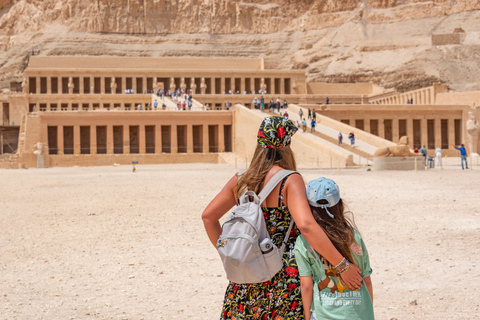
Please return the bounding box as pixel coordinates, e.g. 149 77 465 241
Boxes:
47 76 52 94
241 77 245 94
90 125 97 155
171 125 178 153
392 118 399 143
407 118 414 148
142 77 147 94
101 78 105 94
155 125 162 154
58 126 64 155
378 118 385 139
36 77 40 94
139 124 146 154
364 117 371 133
68 102 72 111
421 119 428 147
74 125 81 155
122 76 126 93
435 117 441 148
203 124 209 153
218 124 225 153
280 78 285 94
90 76 94 94
107 125 114 154
123 125 130 154
448 118 455 149
121 102 125 111
79 77 84 94
187 124 193 153
221 78 225 94
211 77 216 95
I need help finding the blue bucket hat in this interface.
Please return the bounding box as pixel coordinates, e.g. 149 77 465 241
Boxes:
306 177 340 218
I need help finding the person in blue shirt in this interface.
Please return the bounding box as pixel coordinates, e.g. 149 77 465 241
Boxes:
455 144 469 169
419 145 427 165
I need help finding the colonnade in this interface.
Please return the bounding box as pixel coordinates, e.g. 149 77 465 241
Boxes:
343 115 460 149
26 75 293 96
47 123 232 155
371 87 434 105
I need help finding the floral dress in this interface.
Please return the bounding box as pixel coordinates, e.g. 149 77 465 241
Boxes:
221 177 304 320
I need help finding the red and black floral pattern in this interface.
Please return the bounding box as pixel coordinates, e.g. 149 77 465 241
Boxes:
257 116 298 149
221 206 303 320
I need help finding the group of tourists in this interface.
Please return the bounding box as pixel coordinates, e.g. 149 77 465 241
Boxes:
252 96 289 113
202 116 374 320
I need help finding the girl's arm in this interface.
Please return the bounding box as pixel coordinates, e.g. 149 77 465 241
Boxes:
201 175 238 247
364 276 373 302
299 276 313 320
285 174 363 290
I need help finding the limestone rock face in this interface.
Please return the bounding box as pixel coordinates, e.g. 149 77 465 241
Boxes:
1 0 480 91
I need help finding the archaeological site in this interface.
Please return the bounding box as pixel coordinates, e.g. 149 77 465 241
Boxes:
1 0 480 169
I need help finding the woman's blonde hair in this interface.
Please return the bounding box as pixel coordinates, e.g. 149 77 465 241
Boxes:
235 145 297 199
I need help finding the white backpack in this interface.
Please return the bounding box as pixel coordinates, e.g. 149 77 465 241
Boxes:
217 170 296 284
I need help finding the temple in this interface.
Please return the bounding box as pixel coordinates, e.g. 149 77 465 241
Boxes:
0 56 478 168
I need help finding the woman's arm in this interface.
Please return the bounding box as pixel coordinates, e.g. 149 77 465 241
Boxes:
285 174 363 289
299 276 313 320
364 276 373 302
201 175 238 247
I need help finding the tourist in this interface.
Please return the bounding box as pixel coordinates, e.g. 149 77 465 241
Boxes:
299 108 303 119
252 97 257 109
284 100 288 109
435 147 442 166
338 132 343 145
312 109 316 121
349 132 355 147
311 119 316 133
202 116 363 320
414 147 419 153
308 108 311 120
302 118 307 132
284 111 289 118
295 177 374 320
276 97 281 111
326 96 330 104
153 100 158 109
162 102 166 110
260 96 265 111
277 101 281 113
296 119 300 129
225 102 230 111
420 145 427 165
455 144 469 169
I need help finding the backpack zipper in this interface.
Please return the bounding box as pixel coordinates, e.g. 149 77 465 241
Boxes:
218 234 260 253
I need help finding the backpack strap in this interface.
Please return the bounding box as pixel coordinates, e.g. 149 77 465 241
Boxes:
258 169 296 202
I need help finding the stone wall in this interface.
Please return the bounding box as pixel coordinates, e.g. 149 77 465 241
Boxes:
307 83 373 95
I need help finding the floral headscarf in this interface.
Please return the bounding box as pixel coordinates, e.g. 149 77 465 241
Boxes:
257 116 298 149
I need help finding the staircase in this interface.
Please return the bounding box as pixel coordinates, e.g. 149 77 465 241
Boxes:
264 109 374 163
311 130 373 161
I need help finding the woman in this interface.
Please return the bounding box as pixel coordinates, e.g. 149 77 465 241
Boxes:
202 116 362 319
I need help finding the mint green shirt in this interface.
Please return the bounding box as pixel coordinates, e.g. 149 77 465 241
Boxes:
294 229 374 320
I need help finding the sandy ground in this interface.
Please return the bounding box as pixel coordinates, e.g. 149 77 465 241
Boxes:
1 163 480 320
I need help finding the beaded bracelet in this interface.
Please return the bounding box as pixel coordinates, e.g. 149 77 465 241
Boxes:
334 257 351 274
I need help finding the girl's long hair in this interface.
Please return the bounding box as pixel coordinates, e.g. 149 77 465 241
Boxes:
310 199 357 264
234 145 297 199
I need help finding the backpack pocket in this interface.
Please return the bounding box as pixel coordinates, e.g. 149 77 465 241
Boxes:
261 247 284 279
217 235 268 284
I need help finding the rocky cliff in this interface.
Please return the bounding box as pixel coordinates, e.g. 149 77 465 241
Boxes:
1 0 480 92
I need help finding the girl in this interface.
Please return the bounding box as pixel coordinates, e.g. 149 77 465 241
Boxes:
294 177 374 320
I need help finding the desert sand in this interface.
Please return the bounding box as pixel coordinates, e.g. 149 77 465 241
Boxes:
1 163 479 320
